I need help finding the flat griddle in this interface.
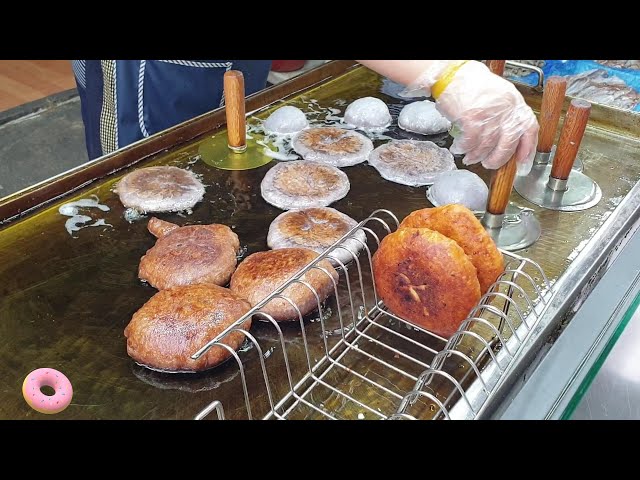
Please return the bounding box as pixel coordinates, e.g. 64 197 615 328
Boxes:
1 62 640 420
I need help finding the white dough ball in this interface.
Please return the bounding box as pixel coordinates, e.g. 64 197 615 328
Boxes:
344 97 392 129
398 100 451 135
264 106 309 135
429 170 488 211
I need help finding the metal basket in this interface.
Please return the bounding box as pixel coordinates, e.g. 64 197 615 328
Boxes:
193 209 551 420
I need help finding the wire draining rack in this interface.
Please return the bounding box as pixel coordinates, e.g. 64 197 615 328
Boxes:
192 209 551 420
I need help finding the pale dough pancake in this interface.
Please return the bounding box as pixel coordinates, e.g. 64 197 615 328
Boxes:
267 207 367 266
115 166 205 213
292 127 373 167
368 140 456 186
261 160 350 210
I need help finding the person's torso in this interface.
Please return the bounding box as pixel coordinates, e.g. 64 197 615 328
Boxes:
73 60 272 157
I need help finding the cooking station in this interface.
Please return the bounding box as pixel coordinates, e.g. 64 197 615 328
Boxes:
2 61 639 420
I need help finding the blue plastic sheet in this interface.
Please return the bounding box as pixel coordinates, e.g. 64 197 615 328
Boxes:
509 60 640 111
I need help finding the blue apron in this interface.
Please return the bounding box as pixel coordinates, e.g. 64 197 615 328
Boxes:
72 60 272 159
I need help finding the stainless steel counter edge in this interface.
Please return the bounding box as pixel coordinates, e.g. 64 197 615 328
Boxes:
448 180 640 420
492 212 640 419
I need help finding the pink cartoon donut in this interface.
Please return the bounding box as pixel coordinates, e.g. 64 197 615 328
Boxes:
22 368 73 414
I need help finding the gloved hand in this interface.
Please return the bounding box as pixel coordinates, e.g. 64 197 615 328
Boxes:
402 60 539 175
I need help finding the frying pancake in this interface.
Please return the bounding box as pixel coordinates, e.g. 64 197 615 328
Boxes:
372 227 481 338
368 140 456 186
230 248 339 322
124 284 251 372
115 166 205 213
147 217 180 238
400 204 504 294
147 217 240 247
261 160 350 210
139 218 240 290
267 207 367 266
292 127 373 167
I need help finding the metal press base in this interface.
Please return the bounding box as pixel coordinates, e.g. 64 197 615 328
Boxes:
534 147 584 173
481 210 541 251
198 135 273 171
514 165 602 212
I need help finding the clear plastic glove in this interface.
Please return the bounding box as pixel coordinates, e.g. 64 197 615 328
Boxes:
404 61 539 175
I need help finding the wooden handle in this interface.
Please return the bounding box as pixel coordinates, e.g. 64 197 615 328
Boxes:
487 155 518 215
550 99 591 180
224 70 246 150
537 76 567 153
487 60 506 76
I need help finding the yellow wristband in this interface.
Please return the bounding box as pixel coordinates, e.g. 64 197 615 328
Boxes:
431 61 469 100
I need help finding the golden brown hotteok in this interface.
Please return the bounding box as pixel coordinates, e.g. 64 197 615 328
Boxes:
230 247 338 322
400 204 504 294
124 284 251 372
372 227 481 339
138 218 240 290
